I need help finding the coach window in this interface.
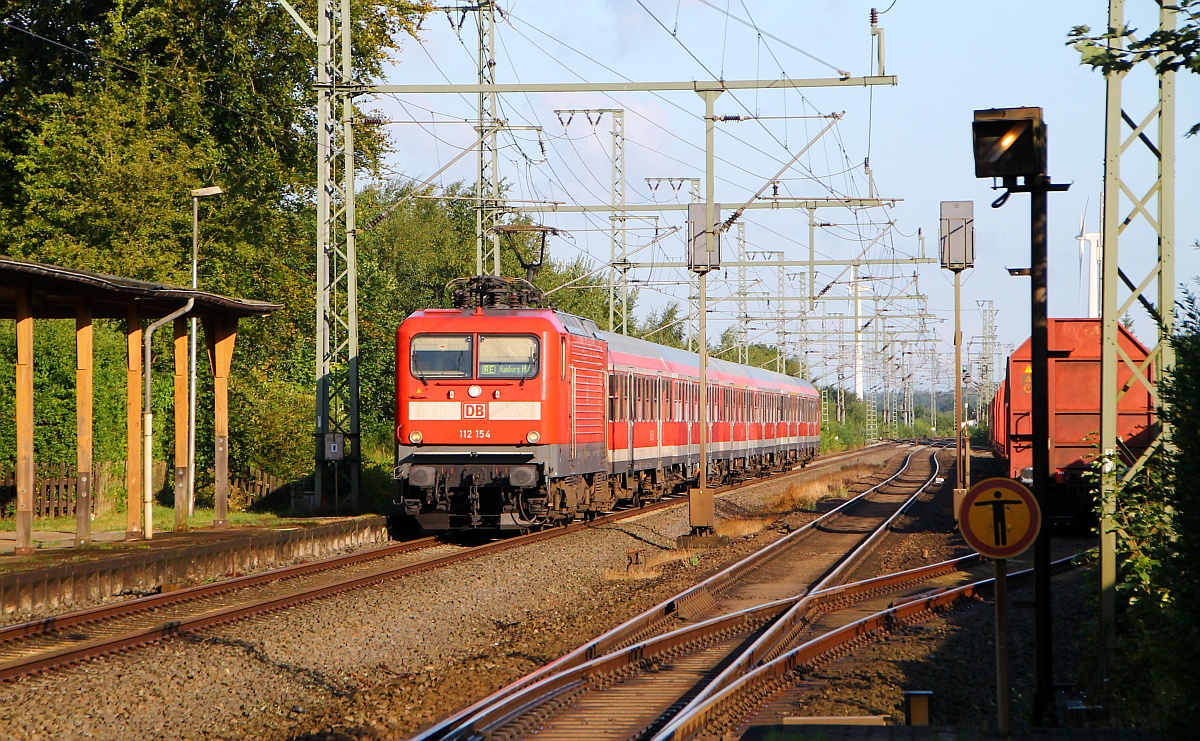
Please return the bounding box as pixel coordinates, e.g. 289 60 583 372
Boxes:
411 334 473 379
478 335 539 379
609 375 618 420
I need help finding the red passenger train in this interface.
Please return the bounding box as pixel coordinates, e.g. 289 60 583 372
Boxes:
394 279 820 531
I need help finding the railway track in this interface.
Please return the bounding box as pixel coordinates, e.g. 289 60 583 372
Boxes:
414 447 954 741
660 555 1080 741
0 442 899 683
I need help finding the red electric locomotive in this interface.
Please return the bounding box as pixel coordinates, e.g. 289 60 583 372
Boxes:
394 277 821 530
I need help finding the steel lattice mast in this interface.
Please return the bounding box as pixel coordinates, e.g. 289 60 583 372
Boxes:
476 1 501 277
314 0 360 510
1099 0 1177 671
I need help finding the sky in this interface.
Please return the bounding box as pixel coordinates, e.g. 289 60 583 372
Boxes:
367 0 1199 390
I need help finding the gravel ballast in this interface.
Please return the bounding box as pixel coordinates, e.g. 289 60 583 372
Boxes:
3 445 1016 741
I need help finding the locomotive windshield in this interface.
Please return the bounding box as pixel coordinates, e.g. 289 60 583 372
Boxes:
478 335 539 379
411 334 473 379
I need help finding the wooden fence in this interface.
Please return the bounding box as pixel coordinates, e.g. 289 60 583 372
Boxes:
0 462 290 519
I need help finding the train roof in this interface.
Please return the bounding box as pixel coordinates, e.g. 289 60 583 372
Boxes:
587 320 816 394
401 306 816 394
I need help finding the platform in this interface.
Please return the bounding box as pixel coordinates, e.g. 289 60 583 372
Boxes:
0 516 391 619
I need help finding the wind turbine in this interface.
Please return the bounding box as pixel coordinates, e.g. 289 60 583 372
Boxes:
1077 201 1102 318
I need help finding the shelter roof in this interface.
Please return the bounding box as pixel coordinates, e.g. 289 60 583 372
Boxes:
0 256 282 320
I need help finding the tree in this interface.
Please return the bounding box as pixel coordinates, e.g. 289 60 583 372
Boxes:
634 303 687 349
0 1 425 483
1069 0 1200 135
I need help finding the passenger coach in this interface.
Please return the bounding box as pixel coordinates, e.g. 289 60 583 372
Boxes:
395 287 820 531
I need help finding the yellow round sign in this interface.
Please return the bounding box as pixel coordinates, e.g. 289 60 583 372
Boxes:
959 478 1041 559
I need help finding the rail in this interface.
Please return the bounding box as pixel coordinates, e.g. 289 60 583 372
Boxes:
656 555 1081 740
416 448 939 740
0 443 902 683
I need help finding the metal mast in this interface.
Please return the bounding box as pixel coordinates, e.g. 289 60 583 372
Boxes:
773 251 787 372
559 109 628 331
611 111 627 333
476 1 501 276
314 0 360 510
1099 0 1177 669
976 300 997 430
736 223 749 363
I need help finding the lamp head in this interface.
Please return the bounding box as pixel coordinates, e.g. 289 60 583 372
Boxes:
972 107 1046 179
191 186 224 198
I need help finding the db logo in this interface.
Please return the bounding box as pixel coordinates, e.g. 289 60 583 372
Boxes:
463 403 487 419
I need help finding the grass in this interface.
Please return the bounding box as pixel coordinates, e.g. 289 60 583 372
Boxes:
0 505 312 535
767 463 880 513
715 516 775 539
603 548 704 581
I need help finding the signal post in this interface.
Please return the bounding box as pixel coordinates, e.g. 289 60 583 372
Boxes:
679 91 727 549
939 201 974 517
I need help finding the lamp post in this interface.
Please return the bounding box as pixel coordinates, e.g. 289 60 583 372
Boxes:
189 186 223 518
972 107 1068 726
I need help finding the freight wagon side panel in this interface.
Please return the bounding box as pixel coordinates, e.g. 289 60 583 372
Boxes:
1004 318 1155 482
1052 357 1102 477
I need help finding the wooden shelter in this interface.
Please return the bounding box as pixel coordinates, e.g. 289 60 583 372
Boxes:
0 257 281 555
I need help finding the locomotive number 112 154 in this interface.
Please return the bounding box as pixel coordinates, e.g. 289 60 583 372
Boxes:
459 429 492 439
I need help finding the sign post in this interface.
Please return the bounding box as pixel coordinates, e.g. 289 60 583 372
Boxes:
959 477 1042 735
939 201 974 520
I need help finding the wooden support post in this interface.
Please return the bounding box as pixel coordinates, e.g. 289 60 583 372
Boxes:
14 290 35 557
76 302 93 547
126 305 143 539
205 316 237 528
173 318 189 532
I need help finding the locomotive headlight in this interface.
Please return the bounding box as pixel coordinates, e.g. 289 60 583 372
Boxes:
409 430 424 444
526 430 541 444
468 385 482 398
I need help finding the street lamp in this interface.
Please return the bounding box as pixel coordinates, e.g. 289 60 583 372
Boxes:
972 106 1067 728
189 186 223 519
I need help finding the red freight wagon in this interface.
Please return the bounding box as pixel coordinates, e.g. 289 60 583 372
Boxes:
989 379 1008 461
992 318 1155 521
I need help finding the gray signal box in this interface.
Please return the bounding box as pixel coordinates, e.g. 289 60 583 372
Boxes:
688 202 721 272
322 432 345 461
939 200 975 271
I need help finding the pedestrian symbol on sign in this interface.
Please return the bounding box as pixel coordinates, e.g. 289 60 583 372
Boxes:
975 491 1024 546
